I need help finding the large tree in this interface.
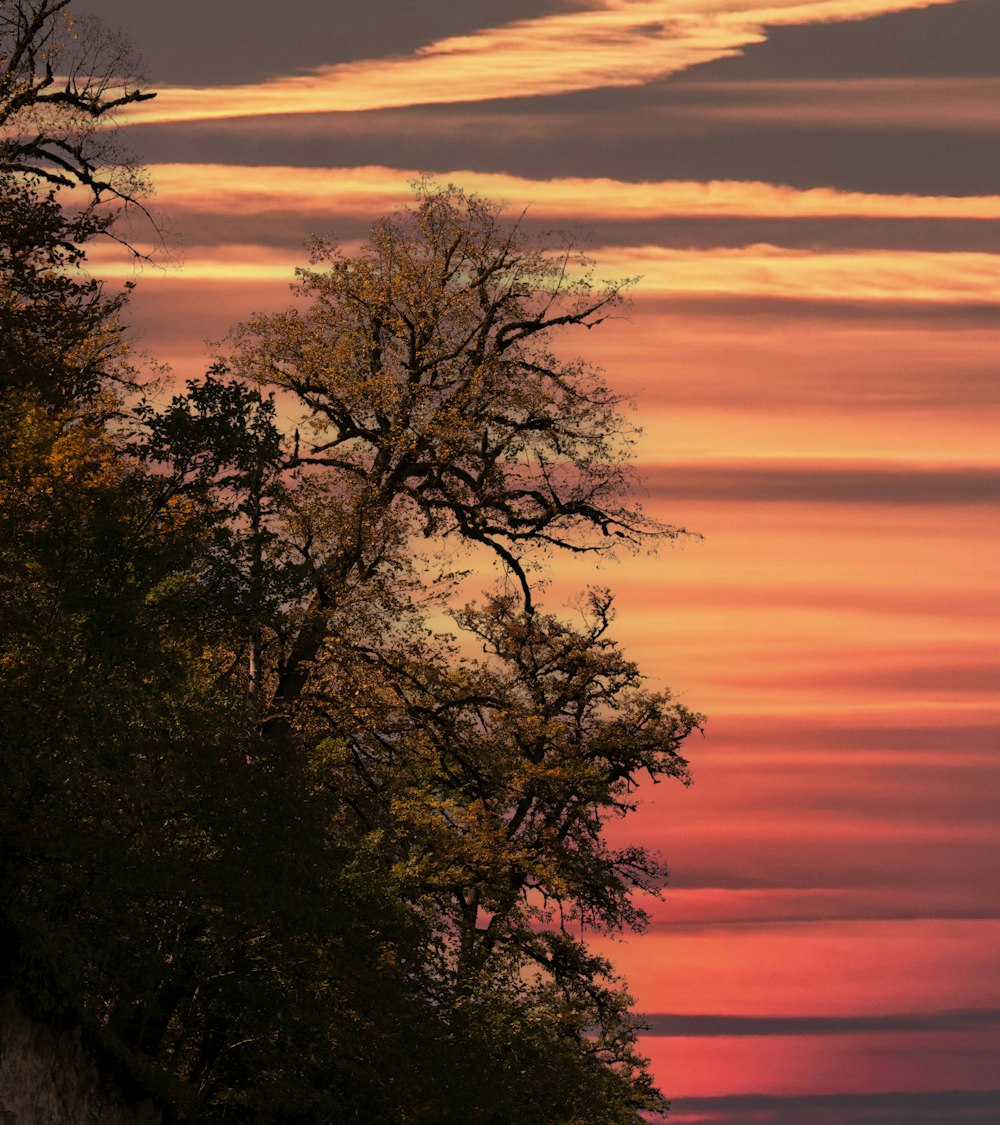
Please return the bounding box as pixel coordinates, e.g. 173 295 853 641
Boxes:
215 182 700 1120
0 8 699 1113
0 0 153 204
0 0 156 408
229 182 690 696
0 172 135 405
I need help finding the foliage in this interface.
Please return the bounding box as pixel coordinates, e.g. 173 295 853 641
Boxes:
230 182 688 611
0 0 153 203
0 172 133 405
0 13 699 1117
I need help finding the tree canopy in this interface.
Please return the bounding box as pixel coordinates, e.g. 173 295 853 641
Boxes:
1 0 153 202
0 7 699 1121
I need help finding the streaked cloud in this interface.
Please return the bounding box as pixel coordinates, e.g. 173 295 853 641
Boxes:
146 163 1000 222
715 715 994 751
641 460 1000 505
644 1026 1000 1103
82 0 572 86
671 77 1000 130
664 1088 1000 1124
592 311 1000 414
120 0 967 126
599 245 1000 304
94 240 1000 307
645 883 1000 926
677 0 1000 82
653 583 1000 620
714 719 998 753
642 1009 1000 1036
598 919 1000 1018
659 831 998 912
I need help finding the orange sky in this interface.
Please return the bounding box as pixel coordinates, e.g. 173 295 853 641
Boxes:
85 0 999 1118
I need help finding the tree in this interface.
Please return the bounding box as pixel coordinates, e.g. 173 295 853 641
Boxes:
0 17 699 1103
0 0 155 962
219 182 700 1120
0 0 154 206
0 0 156 409
230 181 690 705
0 172 134 406
300 589 697 1121
0 376 442 1122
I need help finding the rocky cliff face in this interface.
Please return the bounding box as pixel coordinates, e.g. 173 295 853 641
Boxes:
0 994 162 1125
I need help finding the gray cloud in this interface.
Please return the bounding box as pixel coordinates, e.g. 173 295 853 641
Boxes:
715 722 998 754
91 0 1000 197
666 585 999 622
126 104 1000 197
80 0 578 85
660 1088 1000 1125
648 900 1000 926
680 0 1000 82
662 834 999 909
641 1009 1000 1036
724 663 1000 698
641 463 1000 506
636 296 1000 326
154 204 1000 256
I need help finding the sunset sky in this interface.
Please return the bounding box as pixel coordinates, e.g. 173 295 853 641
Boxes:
83 1 999 1120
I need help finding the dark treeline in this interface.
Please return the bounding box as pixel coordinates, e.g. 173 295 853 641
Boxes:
0 3 699 1121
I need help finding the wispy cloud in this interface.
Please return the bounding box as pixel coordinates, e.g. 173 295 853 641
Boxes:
642 1009 1000 1035
644 883 1000 926
146 163 1000 222
599 245 1000 304
714 719 998 753
597 919 1000 1021
120 1 967 125
664 1088 1000 1124
641 460 1000 505
93 240 1000 307
671 77 1000 130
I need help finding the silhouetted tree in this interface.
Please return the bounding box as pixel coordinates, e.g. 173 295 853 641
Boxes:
1 0 153 204
0 11 699 1116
